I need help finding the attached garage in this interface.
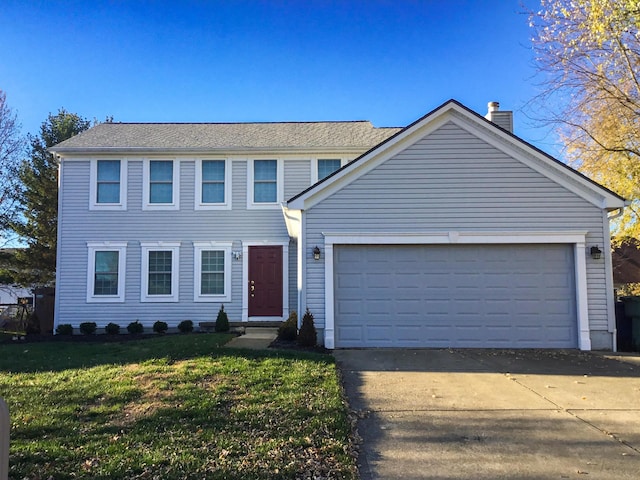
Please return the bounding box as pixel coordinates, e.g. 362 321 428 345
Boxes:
333 244 577 348
286 100 627 351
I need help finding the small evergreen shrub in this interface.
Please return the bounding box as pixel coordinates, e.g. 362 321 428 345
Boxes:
297 308 317 347
105 323 120 335
215 304 230 332
55 324 73 335
127 320 144 334
79 322 97 335
178 319 193 333
153 321 168 334
278 311 298 341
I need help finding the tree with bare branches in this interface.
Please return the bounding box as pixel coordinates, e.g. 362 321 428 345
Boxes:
0 90 25 246
529 0 640 240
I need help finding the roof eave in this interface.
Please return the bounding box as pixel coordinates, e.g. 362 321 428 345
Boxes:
49 145 372 156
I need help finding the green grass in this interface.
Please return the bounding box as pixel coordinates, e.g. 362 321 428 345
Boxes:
0 335 357 479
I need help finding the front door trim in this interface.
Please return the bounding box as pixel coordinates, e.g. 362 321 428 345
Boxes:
242 240 289 322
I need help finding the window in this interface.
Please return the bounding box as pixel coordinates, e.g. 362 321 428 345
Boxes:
194 242 232 301
87 242 126 302
141 242 180 302
89 159 127 210
248 159 282 208
143 159 179 210
317 159 341 181
195 159 231 210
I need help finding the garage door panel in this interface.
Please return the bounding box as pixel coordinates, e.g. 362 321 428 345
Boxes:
334 244 577 348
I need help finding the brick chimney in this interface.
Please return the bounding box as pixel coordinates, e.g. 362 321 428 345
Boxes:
484 101 513 133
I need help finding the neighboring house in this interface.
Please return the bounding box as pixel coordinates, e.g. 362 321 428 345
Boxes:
50 100 626 350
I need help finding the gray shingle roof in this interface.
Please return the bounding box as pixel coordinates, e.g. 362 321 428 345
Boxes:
50 121 402 153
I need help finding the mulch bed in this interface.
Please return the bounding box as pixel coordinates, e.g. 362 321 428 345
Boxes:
269 337 331 354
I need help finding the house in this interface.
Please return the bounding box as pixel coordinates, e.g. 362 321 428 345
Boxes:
50 100 626 350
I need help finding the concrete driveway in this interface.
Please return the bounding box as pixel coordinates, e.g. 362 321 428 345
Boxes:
334 349 640 480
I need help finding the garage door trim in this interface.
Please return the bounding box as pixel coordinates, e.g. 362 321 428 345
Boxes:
322 231 590 350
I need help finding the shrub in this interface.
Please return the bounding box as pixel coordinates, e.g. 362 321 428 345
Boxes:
153 321 168 334
215 304 230 332
79 322 97 335
25 313 40 335
178 319 193 333
297 308 317 347
127 320 144 334
278 311 298 341
105 323 120 335
55 324 73 335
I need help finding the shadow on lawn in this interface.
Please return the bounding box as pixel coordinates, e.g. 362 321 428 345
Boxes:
0 333 333 373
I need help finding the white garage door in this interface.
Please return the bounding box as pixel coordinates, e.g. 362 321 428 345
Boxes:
334 244 577 348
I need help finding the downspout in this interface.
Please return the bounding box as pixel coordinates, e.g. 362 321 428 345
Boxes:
606 206 625 352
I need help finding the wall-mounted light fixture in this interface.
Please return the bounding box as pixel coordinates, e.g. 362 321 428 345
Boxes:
232 251 242 260
313 246 321 261
590 245 602 260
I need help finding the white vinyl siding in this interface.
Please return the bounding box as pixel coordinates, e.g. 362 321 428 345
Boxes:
141 242 180 302
193 241 232 302
195 159 231 210
86 242 126 302
143 159 179 210
89 159 127 210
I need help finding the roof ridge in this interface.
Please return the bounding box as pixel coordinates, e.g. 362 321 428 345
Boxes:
100 120 381 126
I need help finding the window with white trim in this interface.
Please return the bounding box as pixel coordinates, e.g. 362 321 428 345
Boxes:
195 159 231 210
248 159 282 208
89 159 127 210
142 159 179 210
87 242 127 302
194 242 232 302
141 242 180 302
317 159 341 181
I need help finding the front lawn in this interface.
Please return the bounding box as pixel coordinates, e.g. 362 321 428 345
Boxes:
0 334 357 479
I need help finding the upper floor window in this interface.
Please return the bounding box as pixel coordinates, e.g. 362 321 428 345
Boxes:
248 159 282 208
141 242 180 302
317 159 341 181
89 159 127 210
143 159 179 210
195 159 231 210
86 242 127 302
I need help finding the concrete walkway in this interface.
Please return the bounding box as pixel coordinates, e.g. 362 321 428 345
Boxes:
334 349 640 480
223 327 278 350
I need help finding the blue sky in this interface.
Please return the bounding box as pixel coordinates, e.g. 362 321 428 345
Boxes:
1 1 554 151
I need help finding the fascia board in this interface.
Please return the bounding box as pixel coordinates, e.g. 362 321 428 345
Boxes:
49 146 369 156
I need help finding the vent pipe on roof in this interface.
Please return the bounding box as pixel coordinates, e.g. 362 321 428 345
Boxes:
485 101 513 133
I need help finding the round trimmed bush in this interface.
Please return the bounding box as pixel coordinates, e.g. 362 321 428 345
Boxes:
55 324 73 336
178 319 193 333
79 322 97 335
105 323 121 335
278 311 298 341
127 320 144 334
153 321 168 334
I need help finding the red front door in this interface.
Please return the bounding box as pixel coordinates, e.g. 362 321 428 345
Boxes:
248 246 283 317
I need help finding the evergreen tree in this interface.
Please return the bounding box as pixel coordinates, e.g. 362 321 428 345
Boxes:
10 109 90 286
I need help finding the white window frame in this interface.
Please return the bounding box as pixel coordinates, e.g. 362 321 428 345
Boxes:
86 241 127 303
142 159 180 210
89 159 127 210
311 158 345 184
193 241 232 302
195 159 231 210
247 158 283 209
140 242 180 302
